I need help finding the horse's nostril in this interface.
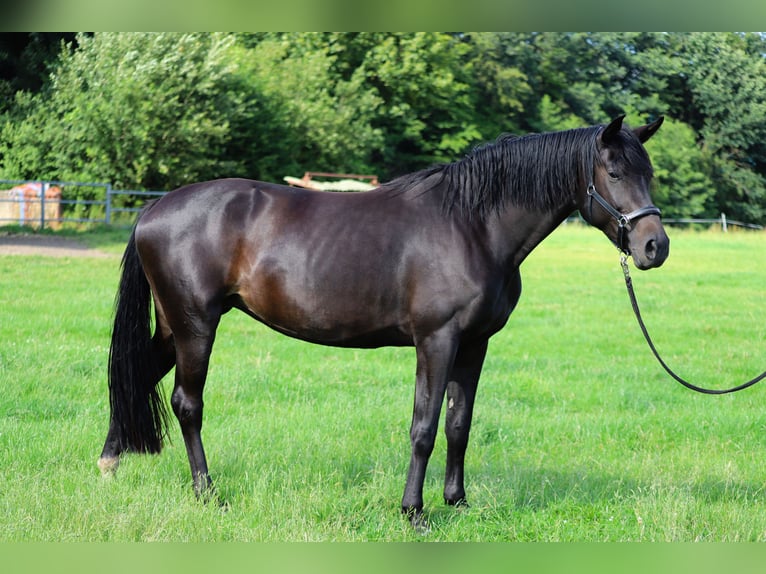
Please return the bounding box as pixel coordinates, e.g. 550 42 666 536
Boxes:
645 239 657 260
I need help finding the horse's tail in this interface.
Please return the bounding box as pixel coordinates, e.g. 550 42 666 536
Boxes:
107 225 169 454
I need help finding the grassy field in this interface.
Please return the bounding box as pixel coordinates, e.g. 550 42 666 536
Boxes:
1 224 766 541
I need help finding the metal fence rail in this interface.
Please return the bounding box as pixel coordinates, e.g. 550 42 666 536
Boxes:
662 213 764 232
0 179 167 229
105 189 168 225
563 213 764 232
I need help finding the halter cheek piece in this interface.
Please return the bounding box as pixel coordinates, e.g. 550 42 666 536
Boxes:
586 183 661 255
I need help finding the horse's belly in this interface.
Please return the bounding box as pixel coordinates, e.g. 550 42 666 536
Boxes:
264 319 414 348
236 263 412 348
242 301 414 348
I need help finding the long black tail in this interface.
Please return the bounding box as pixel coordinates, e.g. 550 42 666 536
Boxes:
107 227 169 453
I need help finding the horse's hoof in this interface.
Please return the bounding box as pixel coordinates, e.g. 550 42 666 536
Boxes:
445 497 469 508
193 475 218 504
403 507 431 535
410 512 431 535
97 456 120 476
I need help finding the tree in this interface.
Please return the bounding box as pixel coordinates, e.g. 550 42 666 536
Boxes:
354 33 485 176
0 33 387 193
460 32 532 135
0 33 77 113
225 34 384 181
495 32 766 223
1 33 241 192
680 33 766 222
642 115 715 219
476 33 642 133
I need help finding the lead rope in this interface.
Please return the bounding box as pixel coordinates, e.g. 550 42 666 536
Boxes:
620 254 766 395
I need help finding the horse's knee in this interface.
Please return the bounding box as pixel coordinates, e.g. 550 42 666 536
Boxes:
410 424 437 458
171 388 203 426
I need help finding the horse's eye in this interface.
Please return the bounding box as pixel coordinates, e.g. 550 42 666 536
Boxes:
608 171 620 180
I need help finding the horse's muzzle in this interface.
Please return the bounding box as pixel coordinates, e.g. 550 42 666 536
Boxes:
630 224 669 270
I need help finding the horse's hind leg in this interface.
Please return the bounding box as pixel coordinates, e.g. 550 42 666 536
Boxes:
169 311 220 497
443 340 487 506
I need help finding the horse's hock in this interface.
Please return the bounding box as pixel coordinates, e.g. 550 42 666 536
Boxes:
0 183 62 230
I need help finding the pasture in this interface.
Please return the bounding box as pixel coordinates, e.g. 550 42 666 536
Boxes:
1 224 765 541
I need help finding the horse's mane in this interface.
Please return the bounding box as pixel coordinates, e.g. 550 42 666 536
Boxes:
380 125 648 221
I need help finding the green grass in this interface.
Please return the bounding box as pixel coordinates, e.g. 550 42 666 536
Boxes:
1 225 766 541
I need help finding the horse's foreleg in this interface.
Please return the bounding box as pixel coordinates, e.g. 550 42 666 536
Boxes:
443 339 488 506
402 329 458 526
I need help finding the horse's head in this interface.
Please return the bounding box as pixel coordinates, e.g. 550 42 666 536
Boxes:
579 115 669 270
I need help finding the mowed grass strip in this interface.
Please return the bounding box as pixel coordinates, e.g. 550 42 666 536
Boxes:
1 225 765 541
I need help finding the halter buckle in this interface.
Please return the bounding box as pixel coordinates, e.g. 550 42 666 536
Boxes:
618 214 631 229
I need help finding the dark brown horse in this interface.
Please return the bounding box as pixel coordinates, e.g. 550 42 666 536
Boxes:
98 115 668 526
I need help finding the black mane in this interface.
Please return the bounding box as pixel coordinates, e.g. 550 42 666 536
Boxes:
382 126 609 221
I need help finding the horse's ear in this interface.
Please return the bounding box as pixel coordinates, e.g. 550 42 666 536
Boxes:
601 115 626 144
633 116 664 143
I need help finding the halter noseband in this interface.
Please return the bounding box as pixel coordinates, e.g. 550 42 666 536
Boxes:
586 183 661 255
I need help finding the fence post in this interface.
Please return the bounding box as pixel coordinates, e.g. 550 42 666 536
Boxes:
721 213 727 233
40 180 46 230
17 187 25 224
105 184 112 225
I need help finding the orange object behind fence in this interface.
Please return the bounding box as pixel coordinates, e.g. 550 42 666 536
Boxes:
0 183 62 229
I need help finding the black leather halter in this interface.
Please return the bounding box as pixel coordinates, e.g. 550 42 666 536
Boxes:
586 183 661 254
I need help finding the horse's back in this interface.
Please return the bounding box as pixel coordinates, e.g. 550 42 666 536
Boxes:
139 177 412 231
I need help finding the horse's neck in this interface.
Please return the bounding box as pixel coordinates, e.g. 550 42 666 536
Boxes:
487 199 577 269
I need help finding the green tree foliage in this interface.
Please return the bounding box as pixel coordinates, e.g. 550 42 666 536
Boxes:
224 35 384 181
1 32 765 224
354 32 483 174
250 32 490 177
0 33 76 113
643 115 715 219
1 33 240 192
679 33 766 222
